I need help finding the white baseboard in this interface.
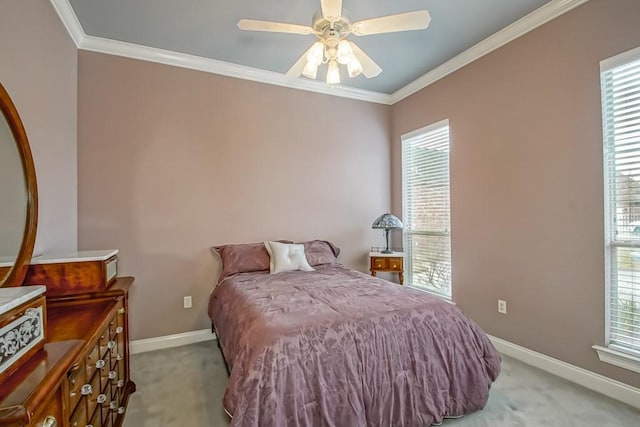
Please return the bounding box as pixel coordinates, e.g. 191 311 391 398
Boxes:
130 328 216 355
489 335 640 410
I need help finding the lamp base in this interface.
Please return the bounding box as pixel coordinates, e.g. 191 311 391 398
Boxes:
382 229 393 254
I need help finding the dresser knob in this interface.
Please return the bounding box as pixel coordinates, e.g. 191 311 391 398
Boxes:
116 326 124 334
42 416 57 427
96 359 105 369
97 394 107 404
81 384 92 395
107 340 116 350
118 406 125 414
117 380 125 388
110 401 118 410
116 353 123 361
118 307 125 315
108 370 117 380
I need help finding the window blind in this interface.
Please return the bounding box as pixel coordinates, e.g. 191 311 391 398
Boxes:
401 120 451 298
602 50 640 355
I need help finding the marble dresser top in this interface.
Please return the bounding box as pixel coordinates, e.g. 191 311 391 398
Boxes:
0 249 118 268
0 285 46 316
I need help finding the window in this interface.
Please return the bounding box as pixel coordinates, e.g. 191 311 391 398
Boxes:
401 119 451 298
597 47 640 371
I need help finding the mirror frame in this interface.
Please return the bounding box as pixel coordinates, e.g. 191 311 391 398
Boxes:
0 82 38 287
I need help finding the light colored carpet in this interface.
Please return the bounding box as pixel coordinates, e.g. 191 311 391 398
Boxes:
123 340 640 426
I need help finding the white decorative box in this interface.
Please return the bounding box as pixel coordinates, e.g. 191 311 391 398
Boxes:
0 285 46 381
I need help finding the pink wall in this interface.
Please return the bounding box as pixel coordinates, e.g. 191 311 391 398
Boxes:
0 0 77 255
391 0 640 388
77 52 391 340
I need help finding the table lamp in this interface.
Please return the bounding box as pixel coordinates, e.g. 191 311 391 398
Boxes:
372 213 404 254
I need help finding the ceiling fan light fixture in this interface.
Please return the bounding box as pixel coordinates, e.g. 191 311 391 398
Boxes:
336 40 354 65
347 57 363 78
239 1 431 85
327 59 340 84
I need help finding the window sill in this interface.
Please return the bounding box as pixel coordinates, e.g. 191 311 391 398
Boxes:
592 345 640 374
406 285 456 305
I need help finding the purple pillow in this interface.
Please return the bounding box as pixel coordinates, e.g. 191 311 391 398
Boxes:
212 241 292 280
300 240 341 266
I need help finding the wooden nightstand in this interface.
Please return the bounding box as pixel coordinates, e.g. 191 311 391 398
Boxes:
369 251 404 285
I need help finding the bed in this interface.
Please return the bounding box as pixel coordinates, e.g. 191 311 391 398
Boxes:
208 240 501 427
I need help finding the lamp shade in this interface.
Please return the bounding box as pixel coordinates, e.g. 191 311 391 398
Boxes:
371 213 403 230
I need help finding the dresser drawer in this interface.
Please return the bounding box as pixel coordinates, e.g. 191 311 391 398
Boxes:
90 407 105 427
67 359 86 414
85 343 100 381
70 399 87 427
86 365 102 421
99 329 111 360
90 405 102 427
31 384 64 427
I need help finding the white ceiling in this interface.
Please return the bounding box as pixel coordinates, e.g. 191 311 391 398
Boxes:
56 0 585 101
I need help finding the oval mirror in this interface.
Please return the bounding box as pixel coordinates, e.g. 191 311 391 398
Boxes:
0 83 38 287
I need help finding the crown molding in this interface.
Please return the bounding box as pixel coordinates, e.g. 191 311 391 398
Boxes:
50 0 588 105
49 0 84 47
80 35 392 105
389 0 591 104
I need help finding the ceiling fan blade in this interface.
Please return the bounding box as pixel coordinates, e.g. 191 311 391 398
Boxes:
237 19 313 35
349 42 382 78
352 10 431 36
285 44 315 78
321 0 342 22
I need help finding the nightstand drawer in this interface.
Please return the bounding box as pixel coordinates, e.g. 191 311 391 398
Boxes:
388 258 403 271
371 257 387 270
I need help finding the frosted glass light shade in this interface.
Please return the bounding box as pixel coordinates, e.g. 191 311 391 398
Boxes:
337 40 354 65
302 61 318 79
306 42 324 66
327 60 340 84
348 58 363 78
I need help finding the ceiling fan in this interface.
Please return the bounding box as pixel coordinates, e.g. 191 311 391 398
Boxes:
237 0 431 85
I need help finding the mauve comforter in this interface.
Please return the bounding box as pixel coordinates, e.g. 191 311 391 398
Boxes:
208 265 501 427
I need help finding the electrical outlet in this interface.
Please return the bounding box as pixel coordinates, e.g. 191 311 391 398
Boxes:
183 296 192 309
498 299 507 314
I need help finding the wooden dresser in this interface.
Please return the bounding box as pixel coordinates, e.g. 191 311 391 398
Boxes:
0 277 136 426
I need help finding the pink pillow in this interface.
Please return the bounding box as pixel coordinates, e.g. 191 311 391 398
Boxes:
212 241 292 280
300 240 341 266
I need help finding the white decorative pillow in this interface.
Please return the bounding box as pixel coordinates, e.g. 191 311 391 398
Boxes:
264 241 315 274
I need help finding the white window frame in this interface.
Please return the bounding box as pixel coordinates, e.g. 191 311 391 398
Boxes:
401 119 452 299
593 46 640 373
